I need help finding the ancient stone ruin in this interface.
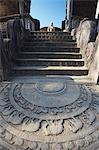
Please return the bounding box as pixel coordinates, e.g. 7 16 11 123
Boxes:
0 0 99 149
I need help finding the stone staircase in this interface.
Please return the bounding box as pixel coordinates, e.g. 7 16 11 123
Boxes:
12 31 88 77
1 31 99 150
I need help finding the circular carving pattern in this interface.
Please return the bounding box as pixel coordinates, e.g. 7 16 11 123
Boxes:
11 78 92 119
35 81 66 94
0 78 99 150
20 80 80 108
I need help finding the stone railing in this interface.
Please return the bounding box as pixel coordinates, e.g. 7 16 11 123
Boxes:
0 18 29 80
71 18 99 83
31 31 70 40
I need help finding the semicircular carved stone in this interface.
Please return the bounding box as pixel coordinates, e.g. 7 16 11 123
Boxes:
0 78 99 149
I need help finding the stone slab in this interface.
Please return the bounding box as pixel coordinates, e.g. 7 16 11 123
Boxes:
0 77 99 149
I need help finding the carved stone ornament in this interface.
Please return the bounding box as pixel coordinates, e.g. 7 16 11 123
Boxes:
0 78 99 149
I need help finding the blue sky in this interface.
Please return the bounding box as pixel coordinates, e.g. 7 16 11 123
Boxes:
30 0 66 28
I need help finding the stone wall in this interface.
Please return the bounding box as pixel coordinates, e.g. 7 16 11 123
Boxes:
72 0 98 20
0 30 14 80
0 0 31 17
66 0 98 30
89 33 99 83
0 0 18 17
71 18 99 83
0 32 4 81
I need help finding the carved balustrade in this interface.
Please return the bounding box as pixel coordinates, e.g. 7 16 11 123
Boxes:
71 18 99 83
0 18 30 80
31 31 71 40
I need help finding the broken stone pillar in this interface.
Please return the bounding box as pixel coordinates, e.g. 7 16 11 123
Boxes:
65 0 73 31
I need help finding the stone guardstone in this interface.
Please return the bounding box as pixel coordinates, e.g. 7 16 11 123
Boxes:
0 78 99 150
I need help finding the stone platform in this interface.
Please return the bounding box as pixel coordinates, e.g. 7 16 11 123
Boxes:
0 77 99 150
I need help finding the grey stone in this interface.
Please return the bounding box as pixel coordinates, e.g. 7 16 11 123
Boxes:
0 145 8 150
89 33 99 83
0 77 99 149
76 19 97 50
0 32 3 81
71 18 99 83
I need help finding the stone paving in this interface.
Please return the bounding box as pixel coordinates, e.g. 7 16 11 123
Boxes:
0 77 99 150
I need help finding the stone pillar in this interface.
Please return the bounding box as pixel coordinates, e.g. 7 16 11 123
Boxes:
19 0 24 16
95 0 99 19
25 0 31 14
95 0 99 32
65 0 73 31
19 0 31 15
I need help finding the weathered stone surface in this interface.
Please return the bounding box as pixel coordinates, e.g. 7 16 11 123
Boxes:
71 28 77 40
89 33 99 83
0 29 16 80
0 0 18 17
0 77 99 149
0 19 28 80
76 19 97 49
71 18 99 83
0 32 3 81
85 42 95 67
66 0 98 30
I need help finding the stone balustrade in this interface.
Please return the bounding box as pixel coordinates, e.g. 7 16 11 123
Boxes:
71 18 99 83
0 18 29 80
31 31 70 40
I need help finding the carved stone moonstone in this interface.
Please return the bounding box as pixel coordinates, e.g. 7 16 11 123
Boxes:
0 78 99 150
21 80 80 108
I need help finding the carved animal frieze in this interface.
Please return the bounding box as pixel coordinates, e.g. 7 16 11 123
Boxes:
42 120 64 136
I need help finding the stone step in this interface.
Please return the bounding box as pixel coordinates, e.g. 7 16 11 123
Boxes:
30 31 71 36
12 66 88 76
19 52 82 59
16 58 84 67
25 38 74 42
9 75 94 85
23 41 77 47
29 31 72 41
22 47 80 52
